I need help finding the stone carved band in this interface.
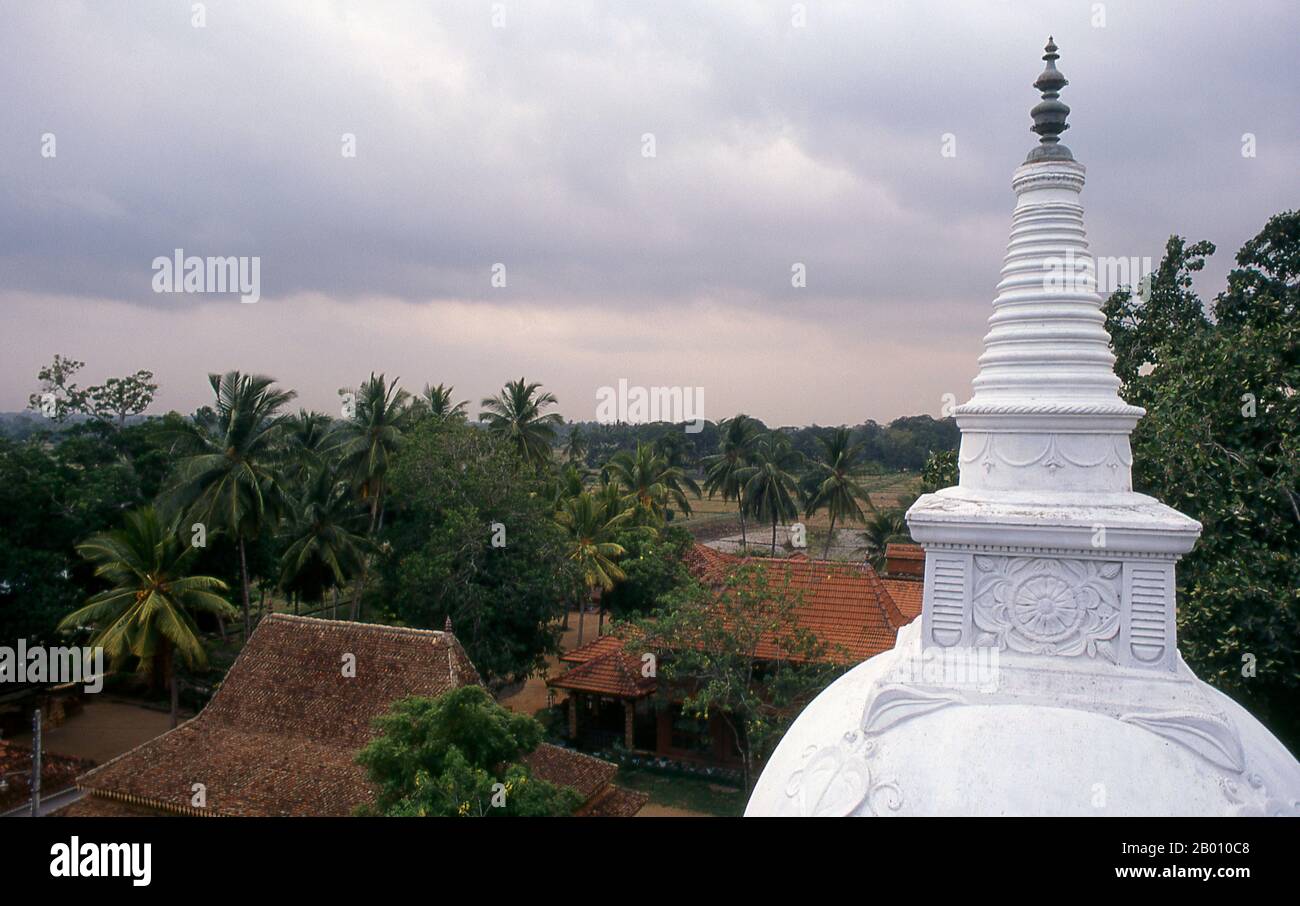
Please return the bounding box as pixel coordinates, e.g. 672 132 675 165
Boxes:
958 432 1133 491
972 555 1121 661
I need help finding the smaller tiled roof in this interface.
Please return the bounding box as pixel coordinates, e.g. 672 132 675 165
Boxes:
881 578 923 621
586 785 651 818
521 744 617 800
683 545 906 664
549 649 656 698
0 741 92 813
560 635 624 665
884 542 926 576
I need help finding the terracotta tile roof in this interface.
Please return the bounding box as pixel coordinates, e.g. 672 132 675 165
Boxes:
585 785 650 818
520 744 617 800
72 614 638 817
554 546 916 697
560 635 624 665
548 647 656 698
76 615 481 817
681 543 735 584
884 542 926 577
0 740 93 813
683 544 907 664
881 578 923 621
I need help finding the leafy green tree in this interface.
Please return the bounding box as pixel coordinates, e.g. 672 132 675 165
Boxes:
805 427 875 558
920 448 959 494
606 441 700 527
27 355 89 423
702 414 761 551
0 434 140 648
1102 235 1215 403
163 371 296 637
602 524 694 619
380 420 583 684
357 687 583 817
1107 212 1299 749
739 433 803 556
619 563 841 791
27 357 158 429
479 378 563 469
1215 209 1298 330
60 507 235 727
86 371 158 428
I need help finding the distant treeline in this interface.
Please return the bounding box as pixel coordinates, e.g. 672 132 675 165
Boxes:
568 415 959 473
2 410 959 472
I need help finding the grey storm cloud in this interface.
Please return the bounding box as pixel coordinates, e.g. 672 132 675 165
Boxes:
1 0 1297 423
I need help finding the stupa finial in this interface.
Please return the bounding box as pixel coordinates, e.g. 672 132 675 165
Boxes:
1026 36 1073 162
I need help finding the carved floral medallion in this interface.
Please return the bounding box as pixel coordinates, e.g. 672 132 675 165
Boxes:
972 555 1121 660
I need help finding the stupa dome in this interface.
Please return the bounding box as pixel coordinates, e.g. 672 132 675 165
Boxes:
745 39 1300 817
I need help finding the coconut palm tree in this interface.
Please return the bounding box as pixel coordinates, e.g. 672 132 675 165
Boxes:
479 378 563 469
739 433 804 556
564 424 587 464
556 491 640 644
421 383 468 422
859 510 910 571
805 427 876 558
278 464 373 614
605 442 700 527
328 374 412 618
61 507 235 728
702 414 760 551
653 430 690 469
163 371 295 637
330 374 412 533
550 461 589 510
281 409 333 482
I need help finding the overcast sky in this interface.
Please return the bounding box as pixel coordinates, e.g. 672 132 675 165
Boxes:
2 0 1296 426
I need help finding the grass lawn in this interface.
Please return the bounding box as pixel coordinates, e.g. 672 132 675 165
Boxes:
615 764 746 817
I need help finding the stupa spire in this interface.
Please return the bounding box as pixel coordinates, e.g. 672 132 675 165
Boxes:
745 35 1300 820
1027 36 1073 162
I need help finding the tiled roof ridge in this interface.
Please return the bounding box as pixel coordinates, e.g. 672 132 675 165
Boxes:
263 612 452 640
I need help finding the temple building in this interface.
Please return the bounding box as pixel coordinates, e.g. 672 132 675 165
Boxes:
746 39 1300 816
550 543 922 769
57 614 646 818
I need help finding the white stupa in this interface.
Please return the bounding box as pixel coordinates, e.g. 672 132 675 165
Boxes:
746 39 1300 817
